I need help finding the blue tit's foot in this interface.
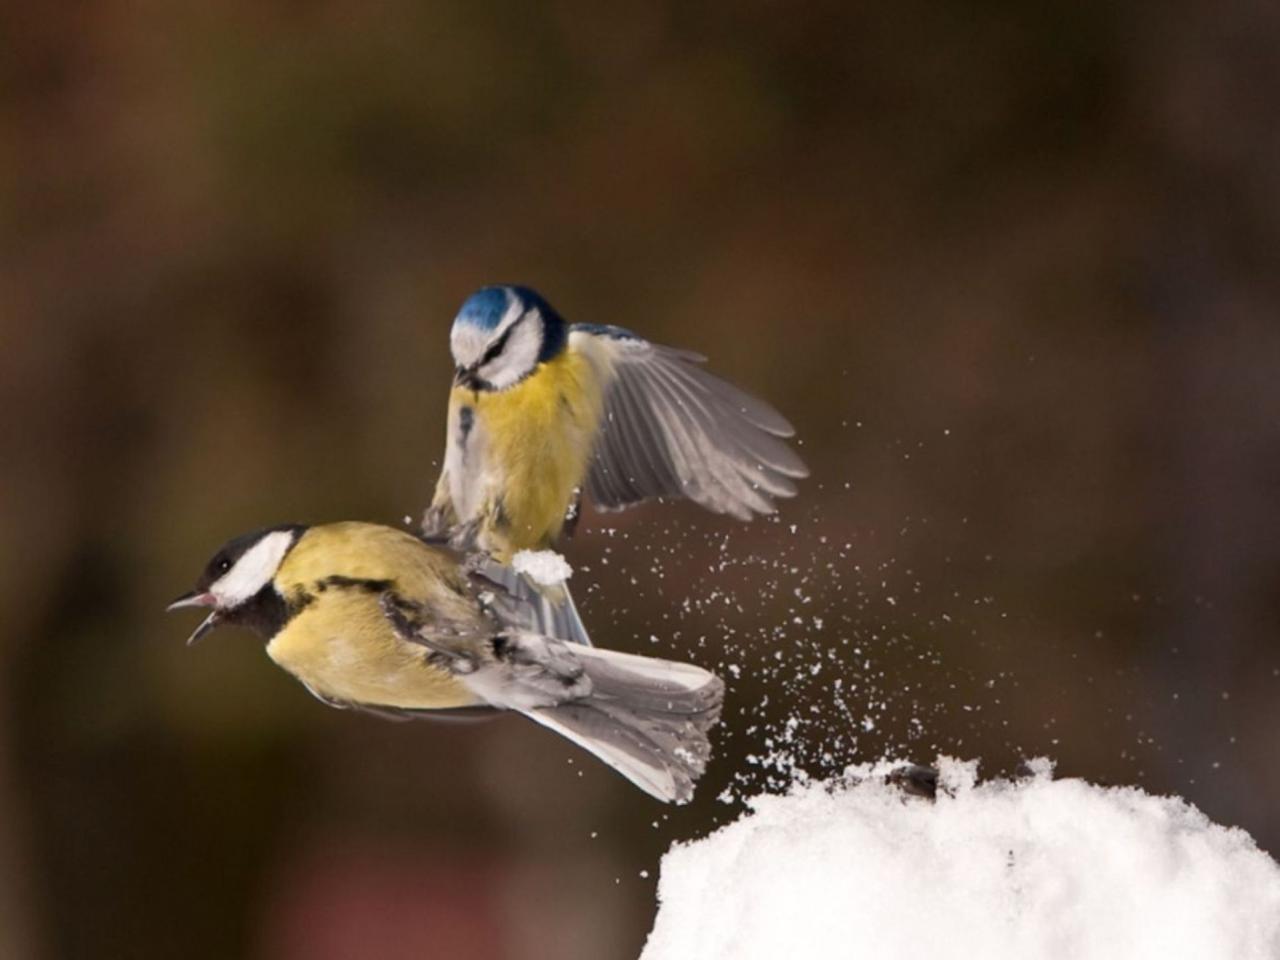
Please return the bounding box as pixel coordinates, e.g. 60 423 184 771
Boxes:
420 505 453 542
447 516 483 552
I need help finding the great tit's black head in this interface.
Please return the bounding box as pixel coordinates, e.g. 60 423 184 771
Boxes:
167 524 306 644
449 285 568 391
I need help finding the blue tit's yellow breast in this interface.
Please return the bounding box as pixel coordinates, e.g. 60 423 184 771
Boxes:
461 349 605 554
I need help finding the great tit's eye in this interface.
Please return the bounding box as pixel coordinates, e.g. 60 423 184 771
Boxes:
215 557 231 575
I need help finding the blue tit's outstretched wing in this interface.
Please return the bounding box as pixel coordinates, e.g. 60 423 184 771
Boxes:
569 324 808 520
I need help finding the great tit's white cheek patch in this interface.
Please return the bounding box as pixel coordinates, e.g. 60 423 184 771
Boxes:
211 530 295 607
480 314 543 389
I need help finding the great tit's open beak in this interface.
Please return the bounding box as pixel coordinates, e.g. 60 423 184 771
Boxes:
166 591 221 645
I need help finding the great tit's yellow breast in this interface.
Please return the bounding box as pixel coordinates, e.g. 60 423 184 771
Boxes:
266 523 482 710
458 349 604 555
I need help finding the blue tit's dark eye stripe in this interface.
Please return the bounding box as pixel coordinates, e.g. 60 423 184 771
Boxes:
479 319 520 366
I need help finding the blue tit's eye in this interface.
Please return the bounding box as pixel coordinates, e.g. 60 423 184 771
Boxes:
480 321 518 366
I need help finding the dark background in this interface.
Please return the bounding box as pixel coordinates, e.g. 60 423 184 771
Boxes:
4 2 1280 957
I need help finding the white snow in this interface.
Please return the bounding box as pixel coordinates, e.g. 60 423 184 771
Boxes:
643 758 1280 960
511 549 573 586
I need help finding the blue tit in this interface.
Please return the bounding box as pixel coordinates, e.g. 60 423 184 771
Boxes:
167 521 724 803
422 285 809 636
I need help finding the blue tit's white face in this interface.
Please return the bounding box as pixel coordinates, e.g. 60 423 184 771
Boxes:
450 286 554 391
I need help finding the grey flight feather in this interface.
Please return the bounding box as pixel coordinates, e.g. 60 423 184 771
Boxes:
572 327 808 520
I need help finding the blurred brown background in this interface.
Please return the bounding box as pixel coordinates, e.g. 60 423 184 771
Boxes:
4 1 1280 957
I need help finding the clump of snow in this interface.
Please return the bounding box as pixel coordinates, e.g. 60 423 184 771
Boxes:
643 759 1280 960
511 549 573 586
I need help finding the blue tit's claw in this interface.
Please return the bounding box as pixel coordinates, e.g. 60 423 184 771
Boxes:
420 505 453 542
447 516 482 552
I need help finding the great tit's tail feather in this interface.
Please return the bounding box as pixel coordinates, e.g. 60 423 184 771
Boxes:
465 636 723 803
524 704 695 803
530 645 723 804
524 655 727 803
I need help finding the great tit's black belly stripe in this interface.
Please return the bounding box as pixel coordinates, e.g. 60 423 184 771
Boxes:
313 575 394 594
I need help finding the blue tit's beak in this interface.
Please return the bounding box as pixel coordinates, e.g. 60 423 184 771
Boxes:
166 591 221 645
454 365 483 390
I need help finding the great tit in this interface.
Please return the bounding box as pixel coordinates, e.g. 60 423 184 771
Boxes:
167 521 723 803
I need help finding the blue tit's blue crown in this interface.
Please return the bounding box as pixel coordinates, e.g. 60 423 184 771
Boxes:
454 286 513 332
455 285 568 362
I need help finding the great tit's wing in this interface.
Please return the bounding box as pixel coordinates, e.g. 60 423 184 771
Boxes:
569 324 808 520
378 590 497 671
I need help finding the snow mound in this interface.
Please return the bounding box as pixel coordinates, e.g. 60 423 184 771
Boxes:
511 549 573 586
643 758 1280 960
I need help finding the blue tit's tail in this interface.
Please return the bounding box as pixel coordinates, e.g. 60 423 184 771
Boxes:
472 558 592 646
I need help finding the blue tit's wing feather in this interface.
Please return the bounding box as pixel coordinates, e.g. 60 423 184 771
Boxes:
569 325 808 520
